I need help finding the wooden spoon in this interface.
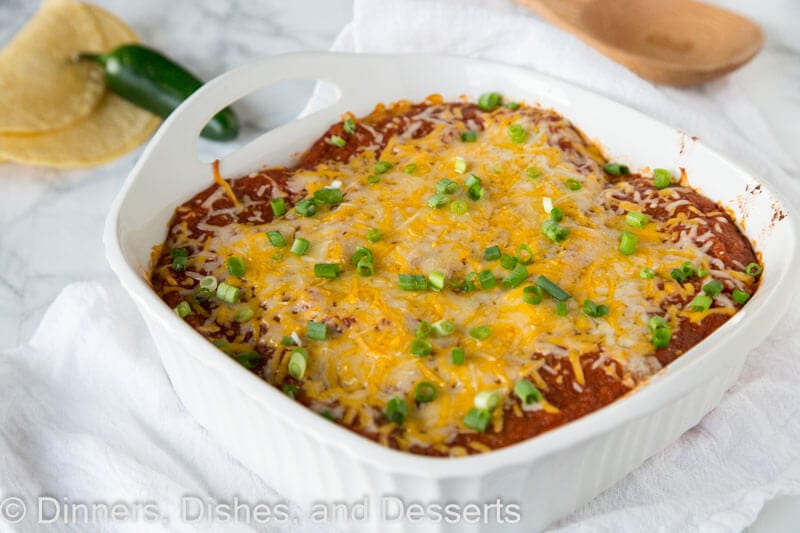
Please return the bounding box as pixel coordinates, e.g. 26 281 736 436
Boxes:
515 0 764 86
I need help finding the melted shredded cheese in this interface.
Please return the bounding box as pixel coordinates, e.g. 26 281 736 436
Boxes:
154 99 758 453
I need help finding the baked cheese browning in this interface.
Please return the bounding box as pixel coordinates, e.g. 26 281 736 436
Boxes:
150 95 760 455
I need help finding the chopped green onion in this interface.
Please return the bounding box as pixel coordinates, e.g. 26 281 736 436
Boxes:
516 244 534 265
461 272 477 293
477 270 496 290
732 289 750 304
697 268 709 278
603 162 630 176
514 379 542 404
671 268 688 283
542 196 553 214
464 408 492 432
542 219 569 243
477 91 502 111
450 200 468 215
565 178 582 190
429 271 446 290
689 294 712 311
410 339 433 356
295 198 317 217
356 256 374 276
436 178 458 194
526 167 541 179
321 411 335 421
648 316 671 348
428 193 449 209
193 288 211 303
556 301 568 316
640 267 656 279
374 161 393 174
536 275 571 301
507 124 527 144
174 300 191 318
484 245 501 261
583 299 609 318
745 262 762 277
170 247 188 272
282 383 299 398
467 183 485 201
505 101 520 110
314 263 340 279
466 174 482 188
414 382 437 403
367 174 380 185
385 397 409 425
235 351 261 369
619 231 638 255
702 279 724 297
313 187 344 205
454 156 468 174
625 211 649 229
343 118 356 134
351 246 373 266
550 207 564 223
199 276 218 292
474 391 500 411
431 319 456 337
367 228 382 242
216 282 241 304
403 163 417 174
523 285 543 305
469 325 491 340
653 168 672 189
288 348 308 379
226 257 246 277
398 274 428 291
266 230 287 247
327 135 346 148
416 321 432 338
290 237 310 256
503 264 529 288
461 130 478 142
451 347 466 365
270 197 287 217
235 307 254 323
652 326 671 348
500 254 518 270
280 335 296 346
307 321 327 341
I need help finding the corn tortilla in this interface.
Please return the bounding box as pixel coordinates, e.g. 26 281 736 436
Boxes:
0 3 161 167
0 0 105 133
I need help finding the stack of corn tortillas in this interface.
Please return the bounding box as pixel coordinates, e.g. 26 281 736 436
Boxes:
0 0 160 167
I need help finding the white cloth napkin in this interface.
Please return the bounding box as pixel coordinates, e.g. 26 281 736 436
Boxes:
2 1 799 532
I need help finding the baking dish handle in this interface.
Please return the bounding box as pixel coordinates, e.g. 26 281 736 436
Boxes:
150 52 369 159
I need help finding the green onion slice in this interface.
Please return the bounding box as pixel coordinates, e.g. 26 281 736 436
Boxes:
619 231 638 256
702 279 723 297
290 237 310 256
536 275 571 301
307 321 327 341
464 408 492 432
469 325 491 340
414 382 437 403
410 339 433 357
385 397 409 425
313 187 344 205
366 228 382 242
474 391 500 411
295 198 317 217
502 264 529 289
451 347 466 365
235 351 261 369
522 285 543 305
266 230 287 247
653 168 672 189
288 348 308 379
270 197 287 218
216 282 241 304
477 92 502 111
625 211 649 229
745 262 762 277
477 270 496 290
374 161 393 174
484 245 501 261
514 379 542 404
398 274 428 291
314 263 340 279
174 300 191 318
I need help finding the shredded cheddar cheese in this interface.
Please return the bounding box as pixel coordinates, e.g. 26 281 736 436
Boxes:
152 98 759 455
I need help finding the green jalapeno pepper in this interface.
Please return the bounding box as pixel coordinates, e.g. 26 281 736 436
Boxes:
78 44 239 141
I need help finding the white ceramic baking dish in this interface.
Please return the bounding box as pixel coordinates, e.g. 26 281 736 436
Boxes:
104 52 799 532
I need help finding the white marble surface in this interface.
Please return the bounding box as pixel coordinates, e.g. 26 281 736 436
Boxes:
0 0 797 530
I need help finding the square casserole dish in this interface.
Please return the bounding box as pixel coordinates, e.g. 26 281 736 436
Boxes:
104 52 799 532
